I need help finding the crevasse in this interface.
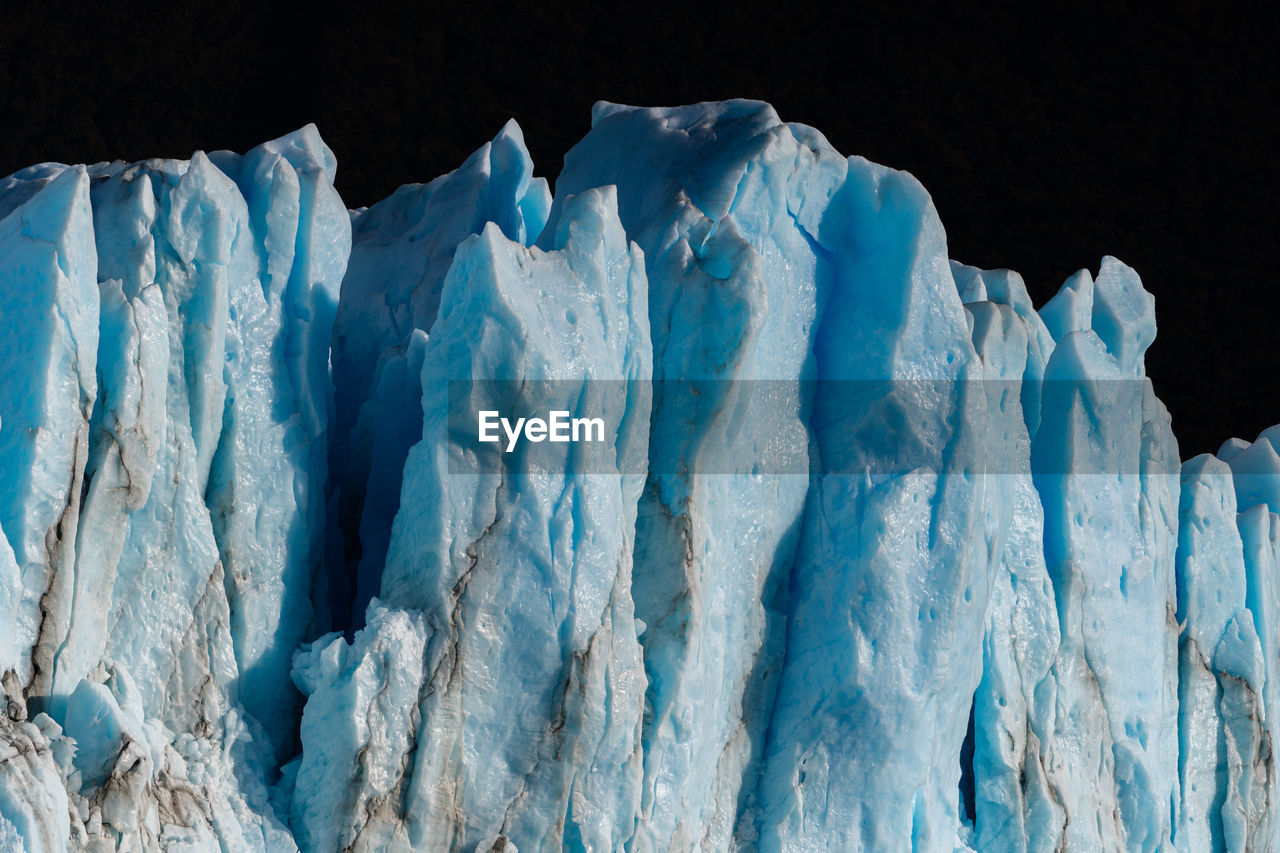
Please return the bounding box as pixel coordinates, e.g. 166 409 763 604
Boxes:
0 100 1277 852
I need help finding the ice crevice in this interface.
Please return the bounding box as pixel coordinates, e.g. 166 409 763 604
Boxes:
3 100 1280 850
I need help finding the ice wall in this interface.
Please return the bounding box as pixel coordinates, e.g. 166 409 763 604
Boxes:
0 125 347 851
3 101 1280 852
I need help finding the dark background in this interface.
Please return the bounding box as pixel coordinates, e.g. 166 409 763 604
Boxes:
2 1 1275 457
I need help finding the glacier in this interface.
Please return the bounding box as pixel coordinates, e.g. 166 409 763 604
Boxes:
0 100 1277 852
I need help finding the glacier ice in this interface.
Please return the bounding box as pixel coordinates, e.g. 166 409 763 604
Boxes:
2 100 1280 852
329 119 550 630
0 127 344 851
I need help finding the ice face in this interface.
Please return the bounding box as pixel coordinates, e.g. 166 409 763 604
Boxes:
543 101 843 850
0 128 344 851
3 101 1280 852
0 166 98 694
329 120 551 630
1028 258 1183 851
204 127 351 760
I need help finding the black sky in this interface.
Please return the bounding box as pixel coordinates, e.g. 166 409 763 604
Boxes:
2 1 1275 457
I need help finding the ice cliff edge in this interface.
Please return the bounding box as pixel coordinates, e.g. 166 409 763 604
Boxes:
1 101 1277 852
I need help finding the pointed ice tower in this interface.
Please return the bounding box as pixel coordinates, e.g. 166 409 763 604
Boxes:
329 120 552 629
1030 257 1181 850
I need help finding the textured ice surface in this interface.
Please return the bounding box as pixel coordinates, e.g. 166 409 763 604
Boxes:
544 101 841 850
330 120 551 630
0 126 344 851
3 101 1280 851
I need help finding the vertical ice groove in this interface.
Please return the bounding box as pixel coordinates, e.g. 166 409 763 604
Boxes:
204 124 352 761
